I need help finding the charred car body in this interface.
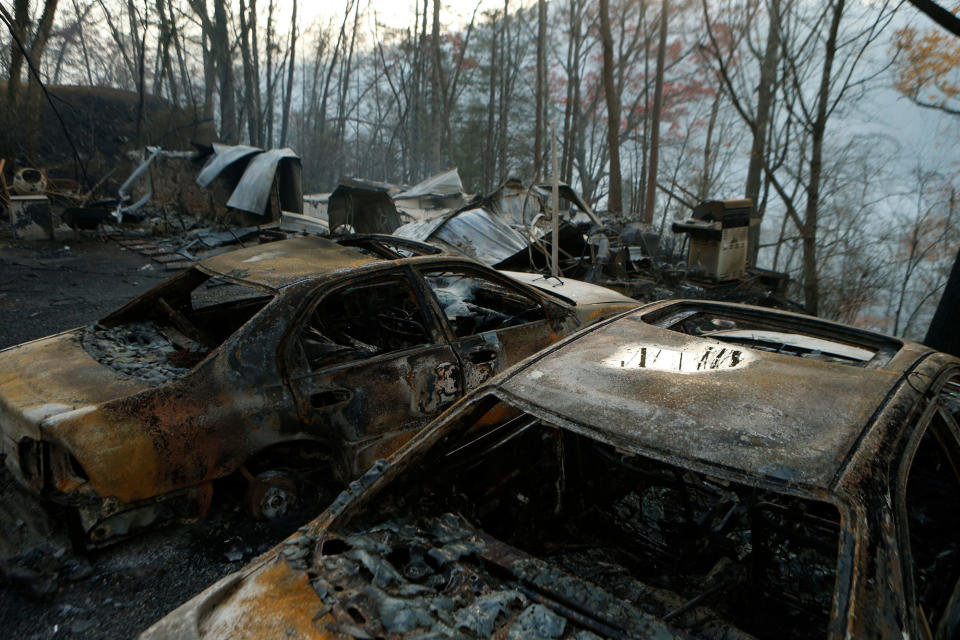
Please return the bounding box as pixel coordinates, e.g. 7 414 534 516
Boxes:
0 235 637 545
143 300 960 640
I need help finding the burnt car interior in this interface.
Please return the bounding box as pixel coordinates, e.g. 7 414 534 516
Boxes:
84 269 274 382
299 277 433 369
645 304 901 368
423 270 547 337
343 402 843 640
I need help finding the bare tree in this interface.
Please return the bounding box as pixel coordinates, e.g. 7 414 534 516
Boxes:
642 0 668 223
533 0 546 180
598 0 622 214
279 0 296 146
705 0 896 314
238 0 263 145
6 0 59 109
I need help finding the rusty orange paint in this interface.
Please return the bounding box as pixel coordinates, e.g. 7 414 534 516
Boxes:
198 558 332 639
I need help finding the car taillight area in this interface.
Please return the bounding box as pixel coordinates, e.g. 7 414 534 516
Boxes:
16 436 45 492
15 437 89 496
47 442 90 495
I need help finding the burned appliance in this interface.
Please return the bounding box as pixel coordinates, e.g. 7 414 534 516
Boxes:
673 199 753 282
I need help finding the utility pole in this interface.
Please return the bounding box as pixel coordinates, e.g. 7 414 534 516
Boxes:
551 121 560 278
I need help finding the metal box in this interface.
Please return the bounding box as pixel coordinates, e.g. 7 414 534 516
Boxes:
672 199 752 282
8 195 53 240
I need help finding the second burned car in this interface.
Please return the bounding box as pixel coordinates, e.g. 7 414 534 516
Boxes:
144 300 960 640
0 235 638 545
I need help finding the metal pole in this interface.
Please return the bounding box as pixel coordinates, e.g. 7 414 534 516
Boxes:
551 120 560 277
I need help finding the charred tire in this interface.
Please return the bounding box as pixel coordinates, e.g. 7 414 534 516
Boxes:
244 471 298 520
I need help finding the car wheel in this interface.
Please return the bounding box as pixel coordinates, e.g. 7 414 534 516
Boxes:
245 470 298 520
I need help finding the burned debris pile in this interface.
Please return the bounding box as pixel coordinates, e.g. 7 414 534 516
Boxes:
3 151 798 313
296 514 650 639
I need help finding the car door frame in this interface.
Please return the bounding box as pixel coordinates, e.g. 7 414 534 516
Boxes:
892 365 960 640
280 264 462 479
408 259 570 389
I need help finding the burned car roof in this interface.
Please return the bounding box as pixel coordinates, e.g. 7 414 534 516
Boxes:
494 300 933 490
196 236 383 289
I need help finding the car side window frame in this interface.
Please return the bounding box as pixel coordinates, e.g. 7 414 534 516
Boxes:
283 268 445 378
413 263 553 340
893 369 960 640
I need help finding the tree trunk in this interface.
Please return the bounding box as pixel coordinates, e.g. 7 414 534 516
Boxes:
599 0 622 215
430 0 443 175
6 0 31 107
265 0 276 146
698 87 721 201
169 0 196 111
212 1 237 143
279 0 297 147
334 0 360 177
533 0 547 180
802 0 844 316
239 0 260 145
484 11 498 188
71 0 94 86
643 0 668 224
924 249 960 357
201 31 216 123
24 0 60 110
746 0 780 267
497 0 510 184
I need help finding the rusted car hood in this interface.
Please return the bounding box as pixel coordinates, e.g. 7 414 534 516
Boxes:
0 330 149 441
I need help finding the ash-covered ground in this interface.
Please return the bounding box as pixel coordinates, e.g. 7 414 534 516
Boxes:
0 234 337 639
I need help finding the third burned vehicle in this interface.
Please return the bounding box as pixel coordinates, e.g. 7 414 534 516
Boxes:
0 235 636 544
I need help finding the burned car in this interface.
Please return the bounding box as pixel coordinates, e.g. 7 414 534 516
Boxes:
0 235 637 545
143 300 960 640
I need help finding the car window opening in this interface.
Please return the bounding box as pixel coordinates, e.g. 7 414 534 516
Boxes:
650 307 891 368
300 278 432 370
424 270 546 338
336 409 842 640
82 269 273 384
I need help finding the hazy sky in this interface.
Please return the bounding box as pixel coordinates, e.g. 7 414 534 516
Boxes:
305 0 511 30
294 0 960 176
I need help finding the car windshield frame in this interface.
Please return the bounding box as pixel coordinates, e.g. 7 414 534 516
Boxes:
325 387 858 639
